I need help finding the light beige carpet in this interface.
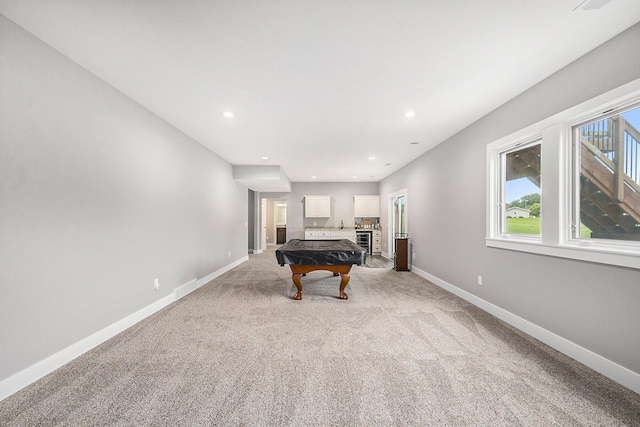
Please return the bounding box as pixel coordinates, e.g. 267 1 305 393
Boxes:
1 247 639 426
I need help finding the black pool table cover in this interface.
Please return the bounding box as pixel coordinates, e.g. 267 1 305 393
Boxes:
276 239 367 266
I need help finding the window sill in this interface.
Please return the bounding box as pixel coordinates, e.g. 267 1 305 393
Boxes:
486 237 640 270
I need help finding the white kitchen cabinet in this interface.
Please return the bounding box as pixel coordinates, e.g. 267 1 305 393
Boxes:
304 229 330 239
305 229 356 243
305 195 331 217
372 230 382 254
330 229 357 243
354 195 380 217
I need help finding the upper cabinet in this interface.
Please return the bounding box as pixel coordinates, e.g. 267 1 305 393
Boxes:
354 195 380 217
305 195 331 217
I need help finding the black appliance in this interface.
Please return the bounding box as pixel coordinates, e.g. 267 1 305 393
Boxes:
356 230 371 254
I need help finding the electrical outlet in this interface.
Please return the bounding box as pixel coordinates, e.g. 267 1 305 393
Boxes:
477 275 483 286
228 251 231 257
413 253 416 260
154 278 159 290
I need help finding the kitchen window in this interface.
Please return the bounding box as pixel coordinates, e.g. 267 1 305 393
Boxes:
486 77 640 270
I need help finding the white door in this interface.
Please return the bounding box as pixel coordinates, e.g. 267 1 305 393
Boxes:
261 198 267 250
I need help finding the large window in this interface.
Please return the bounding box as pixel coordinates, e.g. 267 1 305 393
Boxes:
487 78 640 270
573 105 640 242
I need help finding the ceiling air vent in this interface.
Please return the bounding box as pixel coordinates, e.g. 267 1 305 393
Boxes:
574 0 614 11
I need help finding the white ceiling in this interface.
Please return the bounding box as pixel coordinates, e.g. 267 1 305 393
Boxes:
2 0 640 187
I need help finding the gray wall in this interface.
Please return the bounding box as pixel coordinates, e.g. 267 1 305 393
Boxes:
0 15 248 381
261 182 379 241
379 23 640 375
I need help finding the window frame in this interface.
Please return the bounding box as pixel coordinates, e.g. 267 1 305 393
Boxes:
486 77 640 270
498 137 542 237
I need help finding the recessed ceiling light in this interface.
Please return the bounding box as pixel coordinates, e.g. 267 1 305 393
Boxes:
311 175 317 179
404 111 416 118
222 112 234 118
261 156 269 160
368 156 376 160
352 176 358 179
385 163 391 166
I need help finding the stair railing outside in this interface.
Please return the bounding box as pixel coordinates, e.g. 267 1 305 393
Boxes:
623 118 640 187
580 117 640 194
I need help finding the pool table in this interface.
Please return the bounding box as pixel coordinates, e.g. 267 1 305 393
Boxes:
275 239 367 300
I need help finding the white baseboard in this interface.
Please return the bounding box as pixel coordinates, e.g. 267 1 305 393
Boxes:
197 255 248 288
410 266 640 395
0 293 174 402
0 256 249 402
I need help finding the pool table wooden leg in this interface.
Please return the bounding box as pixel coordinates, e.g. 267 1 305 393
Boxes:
339 273 350 300
288 264 352 300
292 272 303 300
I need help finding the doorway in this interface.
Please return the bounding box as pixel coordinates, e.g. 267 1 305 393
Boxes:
262 198 287 247
275 202 287 244
389 189 407 256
